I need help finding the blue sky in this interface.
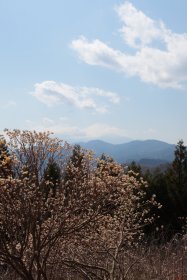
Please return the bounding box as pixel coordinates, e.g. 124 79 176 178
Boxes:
1 0 187 144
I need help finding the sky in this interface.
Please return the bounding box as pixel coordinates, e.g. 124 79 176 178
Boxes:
1 0 187 144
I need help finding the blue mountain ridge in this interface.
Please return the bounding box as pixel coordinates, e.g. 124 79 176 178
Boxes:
78 139 175 164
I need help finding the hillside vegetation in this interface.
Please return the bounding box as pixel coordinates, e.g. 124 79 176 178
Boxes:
0 130 187 280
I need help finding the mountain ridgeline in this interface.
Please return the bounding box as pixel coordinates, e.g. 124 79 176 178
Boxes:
79 139 175 165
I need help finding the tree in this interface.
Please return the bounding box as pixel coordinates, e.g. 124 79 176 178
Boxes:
63 144 84 181
170 140 187 189
97 153 119 178
0 136 12 178
0 131 102 279
63 144 92 206
165 140 187 232
167 140 187 212
127 161 142 179
0 130 159 280
0 176 104 280
43 158 62 197
60 159 160 280
4 129 68 185
144 169 174 238
145 140 187 237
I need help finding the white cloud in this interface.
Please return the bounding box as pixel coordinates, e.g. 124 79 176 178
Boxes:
116 2 167 48
82 123 128 139
71 2 187 88
71 36 124 71
31 81 119 113
26 118 128 142
26 118 82 137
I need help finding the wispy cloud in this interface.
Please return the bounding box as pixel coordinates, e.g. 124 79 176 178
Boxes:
26 118 128 141
82 123 128 139
71 1 187 88
26 118 82 138
31 81 120 113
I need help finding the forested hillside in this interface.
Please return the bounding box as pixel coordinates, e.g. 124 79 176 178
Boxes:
79 139 175 164
0 130 187 280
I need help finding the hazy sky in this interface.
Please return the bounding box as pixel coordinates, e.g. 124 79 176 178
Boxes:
1 0 187 144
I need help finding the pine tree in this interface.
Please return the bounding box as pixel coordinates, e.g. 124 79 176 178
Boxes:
43 158 61 197
63 144 87 205
166 140 187 232
127 160 142 179
0 136 12 178
63 144 85 182
171 140 187 188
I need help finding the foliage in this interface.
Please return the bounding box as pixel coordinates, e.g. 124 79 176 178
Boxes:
4 129 70 184
166 140 187 214
137 140 187 238
43 158 62 197
0 136 12 178
127 161 142 178
0 129 159 280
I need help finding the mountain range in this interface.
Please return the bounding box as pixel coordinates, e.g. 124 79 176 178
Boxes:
78 139 175 166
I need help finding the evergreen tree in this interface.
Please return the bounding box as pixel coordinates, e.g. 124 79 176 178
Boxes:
63 144 85 183
167 140 187 213
63 144 88 205
0 136 12 178
127 161 142 179
163 140 187 233
144 169 175 239
128 161 142 174
172 140 187 187
43 158 62 197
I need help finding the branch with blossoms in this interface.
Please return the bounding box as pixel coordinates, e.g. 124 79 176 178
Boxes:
0 130 161 280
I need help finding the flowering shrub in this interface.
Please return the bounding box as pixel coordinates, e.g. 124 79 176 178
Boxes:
0 130 160 280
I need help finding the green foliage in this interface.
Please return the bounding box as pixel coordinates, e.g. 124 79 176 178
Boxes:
0 136 12 178
136 140 187 239
127 161 142 180
167 140 187 189
63 144 90 206
144 169 175 238
63 144 85 181
43 158 62 197
165 140 187 231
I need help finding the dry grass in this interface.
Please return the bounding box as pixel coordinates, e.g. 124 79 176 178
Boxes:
1 235 186 280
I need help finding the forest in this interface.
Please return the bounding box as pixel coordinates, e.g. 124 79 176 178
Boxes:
0 129 187 280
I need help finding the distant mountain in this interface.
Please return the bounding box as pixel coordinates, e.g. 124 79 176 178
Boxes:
78 140 115 155
79 139 175 164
